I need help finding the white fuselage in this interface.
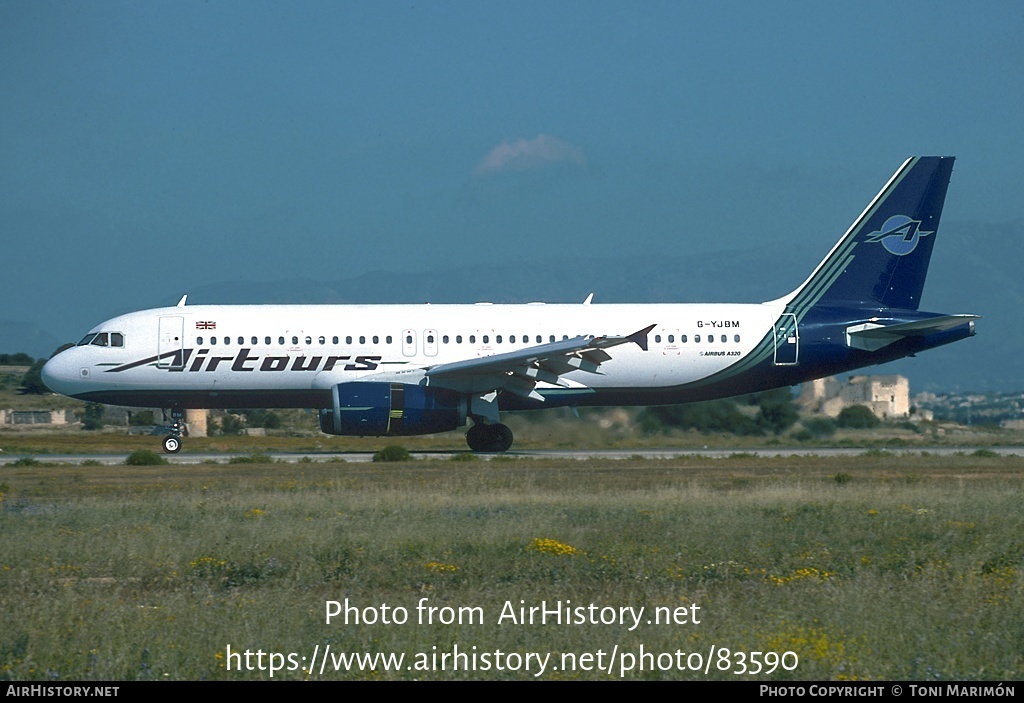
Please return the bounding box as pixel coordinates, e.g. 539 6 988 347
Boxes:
43 301 783 405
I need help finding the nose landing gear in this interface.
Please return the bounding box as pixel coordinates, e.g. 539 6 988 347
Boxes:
161 409 186 453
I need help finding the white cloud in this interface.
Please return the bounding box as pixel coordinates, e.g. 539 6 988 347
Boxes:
472 134 586 177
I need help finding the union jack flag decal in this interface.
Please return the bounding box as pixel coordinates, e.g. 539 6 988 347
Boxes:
196 321 217 330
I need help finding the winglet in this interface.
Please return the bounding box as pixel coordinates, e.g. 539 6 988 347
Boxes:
176 295 188 307
627 324 656 352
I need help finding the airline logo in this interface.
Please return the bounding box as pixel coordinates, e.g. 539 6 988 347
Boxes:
865 215 933 256
104 349 382 373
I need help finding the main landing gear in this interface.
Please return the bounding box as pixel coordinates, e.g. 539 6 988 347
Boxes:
161 409 186 454
465 422 513 453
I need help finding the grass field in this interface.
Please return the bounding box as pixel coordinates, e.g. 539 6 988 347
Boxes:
1 453 1021 681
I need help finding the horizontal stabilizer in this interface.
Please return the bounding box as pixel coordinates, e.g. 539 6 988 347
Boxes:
846 314 979 352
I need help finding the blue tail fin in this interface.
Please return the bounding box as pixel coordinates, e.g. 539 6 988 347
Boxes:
783 156 954 313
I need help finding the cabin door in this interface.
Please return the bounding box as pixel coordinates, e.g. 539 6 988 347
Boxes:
773 313 799 365
157 316 185 369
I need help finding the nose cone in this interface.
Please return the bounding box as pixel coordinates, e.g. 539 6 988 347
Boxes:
41 350 77 397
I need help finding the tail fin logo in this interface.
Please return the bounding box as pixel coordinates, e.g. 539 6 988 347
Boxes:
865 215 933 256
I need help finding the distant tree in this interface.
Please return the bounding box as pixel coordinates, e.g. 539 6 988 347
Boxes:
18 359 49 395
802 417 838 438
244 409 283 430
129 410 156 426
639 399 763 436
211 413 245 436
748 388 800 435
0 352 34 365
81 403 105 431
18 344 74 393
836 404 881 429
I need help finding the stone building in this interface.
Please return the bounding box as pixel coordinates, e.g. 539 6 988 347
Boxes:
799 375 911 420
0 409 71 426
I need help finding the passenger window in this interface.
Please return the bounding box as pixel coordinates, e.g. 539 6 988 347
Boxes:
333 336 339 344
251 336 258 345
405 335 412 344
319 336 326 345
483 335 489 344
360 336 366 344
469 335 476 343
210 337 216 345
292 336 298 345
443 335 449 344
549 336 555 343
279 337 285 345
237 336 243 345
536 335 542 343
681 335 688 343
373 336 379 344
426 335 433 343
655 334 662 343
456 335 463 344
720 335 726 343
695 335 701 343
386 336 392 344
305 336 312 345
265 337 271 345
668 334 674 343
509 335 516 343
734 334 740 343
197 337 204 345
496 335 502 344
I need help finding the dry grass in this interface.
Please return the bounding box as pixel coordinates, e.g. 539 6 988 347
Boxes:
2 454 1022 680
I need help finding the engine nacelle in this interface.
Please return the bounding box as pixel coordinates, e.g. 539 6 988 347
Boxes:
318 382 466 437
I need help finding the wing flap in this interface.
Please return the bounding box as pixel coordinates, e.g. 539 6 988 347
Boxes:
424 324 655 398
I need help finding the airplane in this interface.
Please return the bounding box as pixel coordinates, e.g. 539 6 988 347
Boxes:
42 156 978 454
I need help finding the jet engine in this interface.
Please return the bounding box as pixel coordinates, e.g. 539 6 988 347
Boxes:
318 382 466 436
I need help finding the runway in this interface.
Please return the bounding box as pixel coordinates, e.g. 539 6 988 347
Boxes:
3 446 1023 465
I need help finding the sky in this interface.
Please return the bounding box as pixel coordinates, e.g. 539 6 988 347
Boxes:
2 1 1022 340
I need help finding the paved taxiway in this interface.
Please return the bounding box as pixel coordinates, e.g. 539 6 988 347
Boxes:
2 446 1023 465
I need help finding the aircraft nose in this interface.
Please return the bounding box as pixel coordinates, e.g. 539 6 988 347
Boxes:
41 351 77 395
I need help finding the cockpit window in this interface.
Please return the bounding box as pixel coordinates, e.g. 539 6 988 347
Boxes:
78 331 125 348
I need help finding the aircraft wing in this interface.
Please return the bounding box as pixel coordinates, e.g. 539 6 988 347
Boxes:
421 324 656 400
846 314 980 352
